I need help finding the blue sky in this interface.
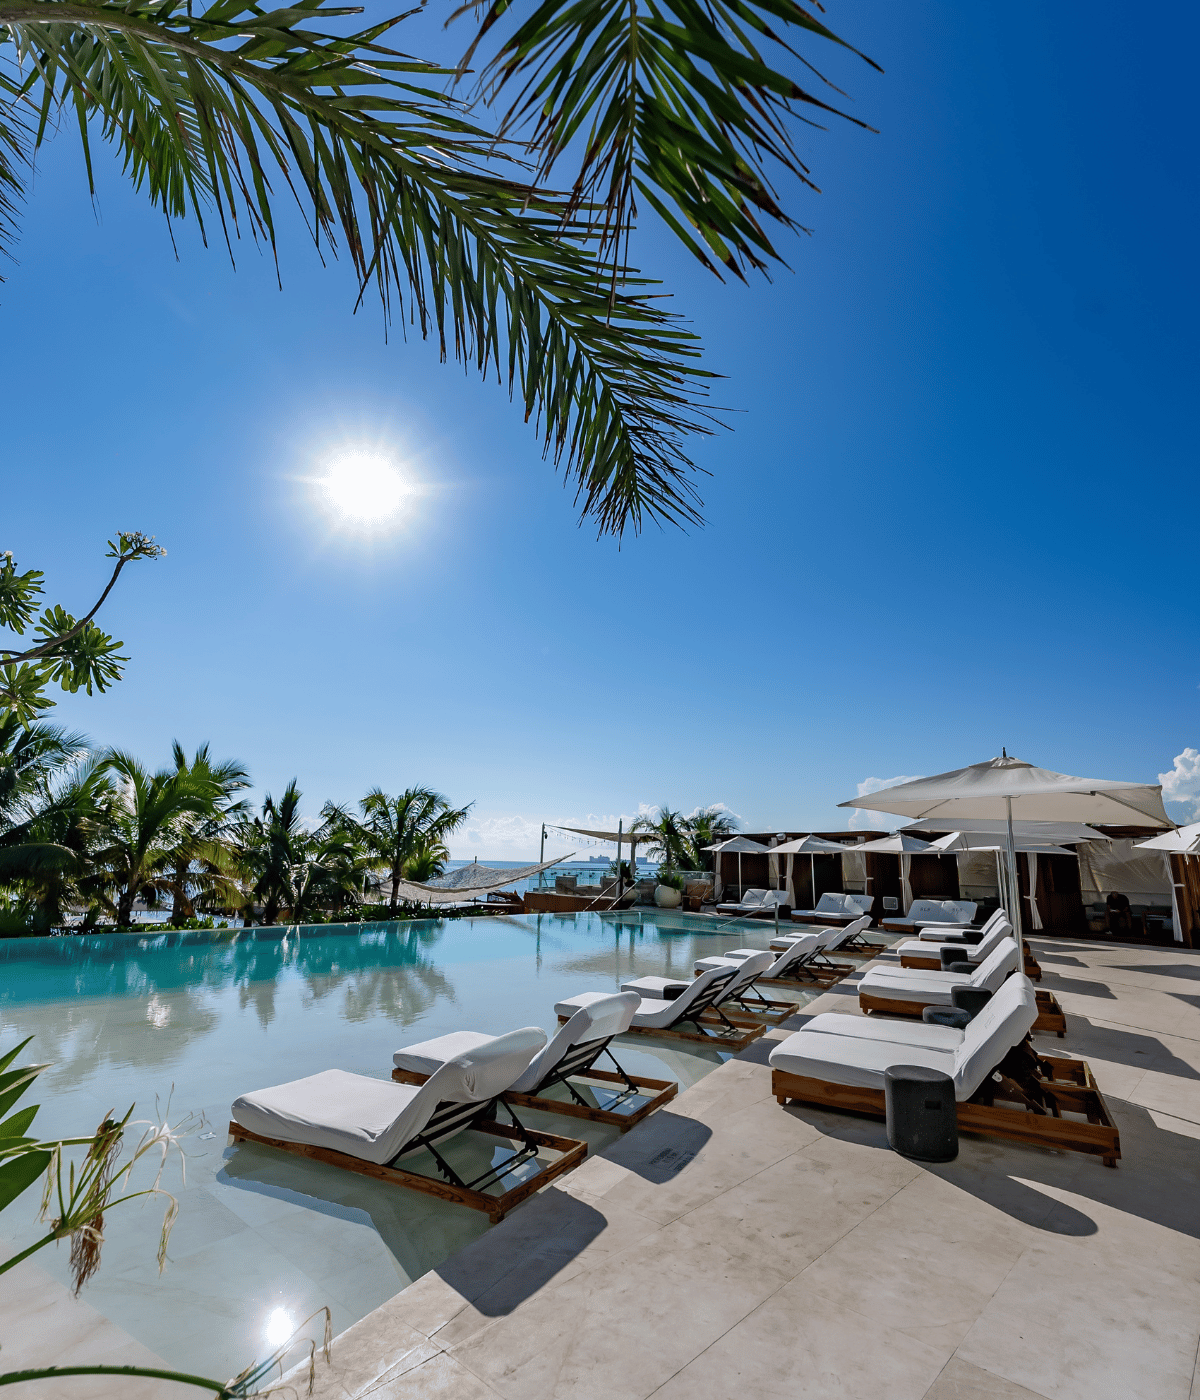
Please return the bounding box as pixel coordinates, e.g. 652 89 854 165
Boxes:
5 2 1198 856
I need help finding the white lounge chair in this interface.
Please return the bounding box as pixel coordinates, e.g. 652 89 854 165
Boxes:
789 892 875 927
769 976 1120 1166
770 916 877 958
693 932 821 982
618 951 796 1022
894 918 1013 967
715 889 791 918
229 1027 588 1222
556 961 768 1051
858 938 1020 1014
389 993 677 1131
879 899 977 933
917 908 1007 941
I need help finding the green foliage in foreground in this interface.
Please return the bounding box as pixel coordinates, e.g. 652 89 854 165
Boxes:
0 0 876 534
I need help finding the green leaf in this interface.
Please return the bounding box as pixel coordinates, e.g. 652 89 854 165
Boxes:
0 1062 50 1122
0 1149 51 1214
0 1105 40 1142
0 0 714 534
460 0 880 281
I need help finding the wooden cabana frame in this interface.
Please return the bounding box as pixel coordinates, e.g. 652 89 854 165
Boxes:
228 1113 588 1223
772 1053 1119 1167
858 987 1067 1038
391 1065 678 1132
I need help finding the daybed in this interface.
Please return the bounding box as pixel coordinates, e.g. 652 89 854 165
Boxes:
229 1028 588 1222
769 976 1119 1166
789 892 875 927
879 899 977 934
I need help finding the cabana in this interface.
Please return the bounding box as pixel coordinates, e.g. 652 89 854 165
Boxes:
705 836 772 903
840 754 1172 936
770 834 855 911
851 832 944 915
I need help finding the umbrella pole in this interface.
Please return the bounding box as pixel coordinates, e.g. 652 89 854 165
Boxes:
1005 798 1022 936
738 852 743 902
811 854 816 910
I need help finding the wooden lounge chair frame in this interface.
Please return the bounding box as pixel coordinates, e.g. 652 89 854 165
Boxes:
228 1093 587 1224
392 1033 677 1132
859 986 1067 1038
772 1051 1119 1167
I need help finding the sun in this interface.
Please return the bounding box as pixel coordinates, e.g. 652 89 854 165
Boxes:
318 450 411 526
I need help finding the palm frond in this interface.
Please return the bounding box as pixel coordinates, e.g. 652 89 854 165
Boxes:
0 0 715 532
456 0 879 283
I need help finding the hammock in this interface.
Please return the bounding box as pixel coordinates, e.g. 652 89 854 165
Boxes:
384 855 571 906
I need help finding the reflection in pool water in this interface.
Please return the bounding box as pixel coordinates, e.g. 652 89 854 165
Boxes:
0 911 809 1378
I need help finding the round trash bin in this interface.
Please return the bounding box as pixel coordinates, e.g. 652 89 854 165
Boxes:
884 1065 958 1162
922 1005 971 1029
951 986 993 1018
939 946 973 972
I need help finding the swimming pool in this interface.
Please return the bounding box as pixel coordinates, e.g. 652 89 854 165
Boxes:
0 911 812 1379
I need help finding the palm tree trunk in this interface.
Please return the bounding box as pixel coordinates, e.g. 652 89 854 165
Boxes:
388 857 402 918
170 859 189 926
117 885 135 929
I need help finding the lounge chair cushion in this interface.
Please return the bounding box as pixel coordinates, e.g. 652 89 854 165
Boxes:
883 900 977 932
770 1032 957 1092
232 1026 547 1165
771 975 1037 1101
917 909 1006 942
620 975 689 998
393 1031 496 1077
896 921 1012 964
695 934 822 978
803 1012 965 1052
791 893 873 921
860 939 1019 1007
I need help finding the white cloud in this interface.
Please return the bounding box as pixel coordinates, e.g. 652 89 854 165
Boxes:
1160 748 1200 820
846 775 923 830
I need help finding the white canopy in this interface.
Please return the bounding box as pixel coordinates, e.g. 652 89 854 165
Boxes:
928 832 1074 857
1135 822 1200 855
703 836 771 853
551 824 653 846
770 835 851 855
901 818 1113 845
853 833 942 855
839 754 1172 933
840 755 1172 828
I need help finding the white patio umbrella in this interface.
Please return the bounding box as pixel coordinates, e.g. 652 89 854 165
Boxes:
852 832 942 914
1134 822 1200 943
771 834 853 907
704 836 771 901
840 754 1172 934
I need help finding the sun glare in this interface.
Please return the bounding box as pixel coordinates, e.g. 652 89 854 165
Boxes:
319 450 410 527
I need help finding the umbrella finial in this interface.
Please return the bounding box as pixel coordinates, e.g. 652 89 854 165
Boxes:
1002 747 1008 758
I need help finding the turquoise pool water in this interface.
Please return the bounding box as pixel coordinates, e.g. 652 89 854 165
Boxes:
0 910 811 1381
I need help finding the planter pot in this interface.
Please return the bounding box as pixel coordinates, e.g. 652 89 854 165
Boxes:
654 885 682 908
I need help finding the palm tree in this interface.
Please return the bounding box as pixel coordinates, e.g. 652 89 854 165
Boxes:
239 780 308 926
164 742 250 926
629 806 692 872
0 752 112 932
0 2 876 535
359 787 472 917
685 807 740 871
90 750 216 928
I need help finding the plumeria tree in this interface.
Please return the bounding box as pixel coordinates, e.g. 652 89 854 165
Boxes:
0 535 164 723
